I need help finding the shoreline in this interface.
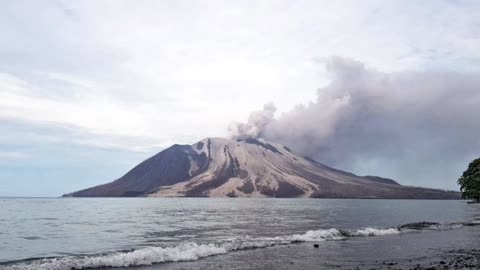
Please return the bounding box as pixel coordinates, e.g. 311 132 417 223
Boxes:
129 226 480 270
2 199 478 270
58 196 465 200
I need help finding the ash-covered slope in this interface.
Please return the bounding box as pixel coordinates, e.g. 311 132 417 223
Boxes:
64 138 460 199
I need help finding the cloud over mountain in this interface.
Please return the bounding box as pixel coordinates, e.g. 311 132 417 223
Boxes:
230 57 480 189
228 103 277 140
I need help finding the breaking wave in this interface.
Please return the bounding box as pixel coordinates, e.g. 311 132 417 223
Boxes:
2 222 474 270
346 227 400 237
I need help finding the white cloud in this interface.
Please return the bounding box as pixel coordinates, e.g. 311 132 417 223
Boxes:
0 151 31 160
0 73 150 136
0 0 479 160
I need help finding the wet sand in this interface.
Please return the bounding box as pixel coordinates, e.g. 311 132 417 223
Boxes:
132 226 480 270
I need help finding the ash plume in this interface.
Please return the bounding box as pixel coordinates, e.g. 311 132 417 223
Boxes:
228 102 276 140
228 57 480 189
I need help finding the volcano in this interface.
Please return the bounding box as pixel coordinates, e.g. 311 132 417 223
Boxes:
64 137 460 199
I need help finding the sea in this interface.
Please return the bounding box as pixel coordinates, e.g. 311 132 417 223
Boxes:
0 198 479 270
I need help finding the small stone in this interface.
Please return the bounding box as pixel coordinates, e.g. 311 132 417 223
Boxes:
313 244 319 248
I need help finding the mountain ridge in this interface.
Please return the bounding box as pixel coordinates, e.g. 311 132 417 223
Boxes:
64 137 460 199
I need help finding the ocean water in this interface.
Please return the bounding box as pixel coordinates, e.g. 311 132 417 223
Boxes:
0 198 479 270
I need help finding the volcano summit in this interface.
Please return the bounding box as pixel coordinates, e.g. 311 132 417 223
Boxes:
64 138 459 199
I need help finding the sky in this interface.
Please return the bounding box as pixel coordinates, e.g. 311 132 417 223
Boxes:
1 0 479 196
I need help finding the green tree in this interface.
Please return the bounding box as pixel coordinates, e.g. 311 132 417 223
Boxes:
458 158 480 202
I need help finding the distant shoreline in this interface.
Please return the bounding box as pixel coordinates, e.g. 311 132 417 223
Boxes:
1 196 464 200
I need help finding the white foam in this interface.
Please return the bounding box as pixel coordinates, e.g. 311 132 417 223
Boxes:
1 227 403 270
350 227 400 236
449 224 464 230
286 228 345 242
3 243 227 270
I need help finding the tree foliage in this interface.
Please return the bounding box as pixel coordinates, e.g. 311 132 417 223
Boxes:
458 158 480 201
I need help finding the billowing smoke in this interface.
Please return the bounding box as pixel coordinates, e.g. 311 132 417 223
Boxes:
229 57 480 189
228 102 276 140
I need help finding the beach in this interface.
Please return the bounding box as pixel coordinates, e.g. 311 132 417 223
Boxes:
133 226 480 270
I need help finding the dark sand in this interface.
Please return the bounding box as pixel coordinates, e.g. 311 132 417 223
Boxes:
132 226 480 270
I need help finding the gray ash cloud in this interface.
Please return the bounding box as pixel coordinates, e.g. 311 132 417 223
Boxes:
228 57 480 189
228 102 276 141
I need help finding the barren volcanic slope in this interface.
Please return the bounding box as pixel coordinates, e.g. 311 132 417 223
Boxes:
64 138 460 199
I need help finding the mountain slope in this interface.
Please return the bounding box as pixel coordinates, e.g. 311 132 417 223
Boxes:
64 137 460 199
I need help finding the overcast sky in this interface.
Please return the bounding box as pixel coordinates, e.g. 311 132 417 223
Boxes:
1 0 479 196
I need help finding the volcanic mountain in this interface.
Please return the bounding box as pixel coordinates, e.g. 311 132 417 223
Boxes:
64 138 460 199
